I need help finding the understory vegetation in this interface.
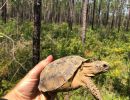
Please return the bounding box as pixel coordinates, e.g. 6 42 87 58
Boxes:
0 20 130 100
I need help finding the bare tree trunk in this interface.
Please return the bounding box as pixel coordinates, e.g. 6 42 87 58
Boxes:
118 0 124 32
126 0 130 31
67 0 74 30
105 0 110 27
118 12 121 32
81 0 88 45
33 0 42 66
111 10 115 29
86 0 89 25
91 0 96 30
88 2 92 26
97 0 102 27
111 0 116 29
1 0 7 23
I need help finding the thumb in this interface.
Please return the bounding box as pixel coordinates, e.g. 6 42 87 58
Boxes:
27 55 53 79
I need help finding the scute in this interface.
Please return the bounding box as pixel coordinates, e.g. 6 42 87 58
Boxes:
38 55 87 92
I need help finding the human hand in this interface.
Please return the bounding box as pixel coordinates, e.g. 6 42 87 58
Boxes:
3 55 53 100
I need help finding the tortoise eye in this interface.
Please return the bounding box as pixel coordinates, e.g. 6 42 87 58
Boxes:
103 64 108 68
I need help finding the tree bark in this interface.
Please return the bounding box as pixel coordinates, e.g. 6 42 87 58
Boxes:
1 0 7 23
105 0 110 27
111 0 116 29
91 0 96 30
118 0 124 32
33 0 42 66
67 0 74 30
111 10 115 29
81 0 88 45
126 0 130 31
97 0 102 27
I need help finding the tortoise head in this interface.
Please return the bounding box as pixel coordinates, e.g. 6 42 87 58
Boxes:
82 61 109 76
92 61 109 73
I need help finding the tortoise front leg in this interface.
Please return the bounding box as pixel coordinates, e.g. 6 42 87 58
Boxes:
81 77 102 100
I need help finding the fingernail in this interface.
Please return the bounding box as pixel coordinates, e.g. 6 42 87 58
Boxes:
46 55 53 62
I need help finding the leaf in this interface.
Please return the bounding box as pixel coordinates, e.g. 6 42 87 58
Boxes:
0 32 4 38
0 35 3 37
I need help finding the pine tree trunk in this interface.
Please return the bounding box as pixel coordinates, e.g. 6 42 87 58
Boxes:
111 0 116 29
81 0 88 45
33 0 42 66
67 0 74 30
111 10 115 29
1 0 7 23
91 0 96 30
86 0 89 25
97 0 102 27
118 0 124 32
126 0 130 31
118 12 121 32
105 0 110 27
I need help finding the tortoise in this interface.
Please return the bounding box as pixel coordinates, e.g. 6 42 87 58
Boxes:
38 55 109 100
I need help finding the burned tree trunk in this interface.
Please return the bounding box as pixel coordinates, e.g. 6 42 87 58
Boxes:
33 0 42 66
91 0 96 30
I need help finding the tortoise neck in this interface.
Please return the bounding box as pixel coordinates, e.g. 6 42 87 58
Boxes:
82 62 93 67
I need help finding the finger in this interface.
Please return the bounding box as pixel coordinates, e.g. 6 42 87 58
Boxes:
34 55 53 73
27 55 53 79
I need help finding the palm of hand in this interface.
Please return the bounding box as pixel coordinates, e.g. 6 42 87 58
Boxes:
14 76 46 100
4 55 53 100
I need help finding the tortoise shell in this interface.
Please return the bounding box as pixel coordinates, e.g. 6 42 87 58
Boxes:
38 55 87 92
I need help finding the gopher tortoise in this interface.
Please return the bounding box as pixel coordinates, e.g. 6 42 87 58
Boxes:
38 55 109 100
